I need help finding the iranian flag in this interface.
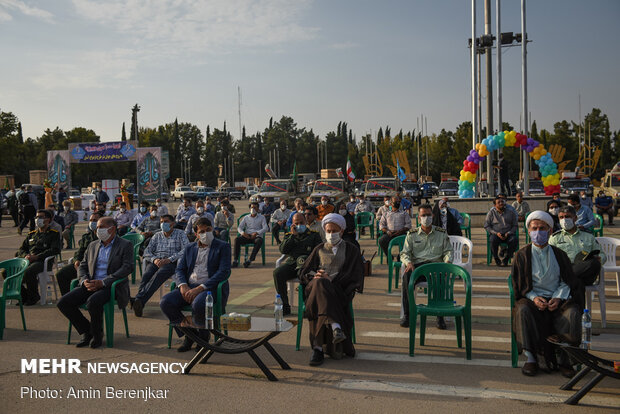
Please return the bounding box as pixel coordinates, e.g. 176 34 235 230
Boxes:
346 157 355 182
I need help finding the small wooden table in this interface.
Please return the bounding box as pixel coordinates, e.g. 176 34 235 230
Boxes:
548 334 620 405
172 316 296 381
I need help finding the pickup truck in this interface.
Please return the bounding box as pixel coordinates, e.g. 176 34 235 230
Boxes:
363 177 399 209
171 186 197 201
308 179 347 206
599 166 620 216
250 179 299 204
219 187 243 200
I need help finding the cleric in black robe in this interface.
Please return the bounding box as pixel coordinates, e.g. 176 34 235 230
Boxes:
299 213 364 366
432 199 462 236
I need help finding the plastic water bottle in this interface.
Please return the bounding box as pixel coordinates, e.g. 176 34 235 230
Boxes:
205 291 214 329
581 309 591 350
274 294 283 330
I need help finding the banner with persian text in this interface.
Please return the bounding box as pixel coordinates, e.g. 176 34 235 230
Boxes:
68 141 138 163
47 150 71 191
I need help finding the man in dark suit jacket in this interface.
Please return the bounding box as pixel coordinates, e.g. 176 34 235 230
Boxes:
160 217 231 352
57 216 134 348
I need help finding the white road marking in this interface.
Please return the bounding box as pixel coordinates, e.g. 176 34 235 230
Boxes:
355 352 511 367
385 303 620 315
361 331 510 343
337 379 620 406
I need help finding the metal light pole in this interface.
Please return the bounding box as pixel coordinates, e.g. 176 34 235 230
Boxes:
485 0 494 197
471 0 477 152
496 0 502 144
521 0 529 195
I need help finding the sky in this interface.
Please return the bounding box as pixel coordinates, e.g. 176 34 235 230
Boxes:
0 0 619 143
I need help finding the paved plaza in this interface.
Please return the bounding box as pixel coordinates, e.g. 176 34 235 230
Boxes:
0 200 618 412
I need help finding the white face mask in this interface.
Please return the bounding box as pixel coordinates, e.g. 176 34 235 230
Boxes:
325 232 341 245
440 208 447 215
120 208 126 213
63 206 70 212
250 208 257 215
97 227 112 242
36 218 46 229
199 231 214 246
321 200 328 206
384 200 390 206
222 206 228 211
197 207 204 214
560 218 575 231
280 205 287 210
548 207 559 216
339 209 347 216
150 211 157 217
420 215 433 227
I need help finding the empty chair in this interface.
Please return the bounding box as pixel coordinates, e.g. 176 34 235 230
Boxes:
597 236 620 296
449 235 473 277
37 256 58 305
0 258 29 339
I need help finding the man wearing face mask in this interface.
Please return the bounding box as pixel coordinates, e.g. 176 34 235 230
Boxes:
399 204 453 329
594 190 614 226
431 198 462 236
546 200 562 233
59 200 79 248
185 200 215 242
567 194 596 233
270 201 291 245
337 202 358 247
130 201 150 231
155 198 169 216
299 213 364 366
285 198 306 228
160 217 231 352
273 213 323 315
378 197 412 257
580 191 593 210
512 191 531 222
375 196 392 227
203 197 215 215
15 209 61 305
137 205 162 255
317 196 335 221
213 200 234 241
132 215 189 317
176 197 197 230
113 201 133 236
484 196 519 267
57 217 133 348
346 195 358 214
304 206 326 242
232 202 268 268
512 211 583 377
94 185 110 205
55 213 102 295
549 206 606 287
260 197 277 224
546 192 566 209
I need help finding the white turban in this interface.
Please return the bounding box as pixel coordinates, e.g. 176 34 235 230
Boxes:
525 210 553 229
321 213 346 231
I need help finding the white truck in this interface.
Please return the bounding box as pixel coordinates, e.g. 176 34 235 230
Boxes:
171 186 197 201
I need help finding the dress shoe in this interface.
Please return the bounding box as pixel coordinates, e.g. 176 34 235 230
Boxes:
243 260 251 268
559 365 576 378
494 258 502 267
343 343 356 358
309 349 324 366
133 299 143 317
521 362 539 376
332 328 346 344
436 317 447 330
177 337 194 352
231 261 239 268
502 258 510 267
90 335 103 349
399 317 409 328
76 333 93 348
24 296 40 306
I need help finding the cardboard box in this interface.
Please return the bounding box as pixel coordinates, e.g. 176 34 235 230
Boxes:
320 169 338 179
0 175 15 190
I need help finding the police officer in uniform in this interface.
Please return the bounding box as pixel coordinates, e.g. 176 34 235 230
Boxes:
399 204 453 329
55 212 102 296
549 205 606 287
16 209 61 305
273 212 323 315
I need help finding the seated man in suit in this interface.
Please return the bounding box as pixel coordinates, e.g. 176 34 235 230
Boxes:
16 209 61 305
160 217 231 352
298 213 364 366
133 214 189 317
57 217 134 348
512 211 583 377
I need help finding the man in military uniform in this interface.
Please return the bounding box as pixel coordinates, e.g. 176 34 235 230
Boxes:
549 205 606 287
273 213 323 315
16 209 61 305
55 212 102 295
399 204 453 329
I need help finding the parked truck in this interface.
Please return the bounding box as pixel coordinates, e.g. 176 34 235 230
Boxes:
250 179 299 205
308 178 348 206
599 163 620 216
363 177 399 209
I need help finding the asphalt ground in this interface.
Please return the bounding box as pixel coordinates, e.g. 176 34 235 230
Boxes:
0 200 618 413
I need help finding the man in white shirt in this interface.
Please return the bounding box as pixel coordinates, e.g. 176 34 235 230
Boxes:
155 198 169 216
185 200 215 242
232 202 268 268
270 201 291 244
160 217 231 352
113 202 133 236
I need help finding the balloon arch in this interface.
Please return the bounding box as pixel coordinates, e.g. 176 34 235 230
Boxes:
458 130 561 198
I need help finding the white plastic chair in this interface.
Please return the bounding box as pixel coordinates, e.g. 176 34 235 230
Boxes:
449 235 473 277
38 256 58 305
275 254 300 307
596 236 620 296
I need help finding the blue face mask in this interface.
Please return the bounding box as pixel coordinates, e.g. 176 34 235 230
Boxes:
296 224 307 233
529 230 549 246
161 222 172 233
140 207 147 213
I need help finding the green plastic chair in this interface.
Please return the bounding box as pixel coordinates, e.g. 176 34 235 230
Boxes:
407 263 472 359
166 272 230 348
66 278 129 348
271 225 289 245
355 212 375 239
523 211 531 244
236 213 249 227
593 214 604 237
296 283 356 351
460 213 471 239
0 258 29 340
486 226 519 265
121 233 145 284
508 274 518 368
386 235 407 293
235 213 266 264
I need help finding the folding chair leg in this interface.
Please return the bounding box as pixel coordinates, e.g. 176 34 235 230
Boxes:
409 309 418 357
167 325 173 349
419 315 427 346
67 322 72 345
455 315 462 348
464 311 472 360
122 308 129 338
